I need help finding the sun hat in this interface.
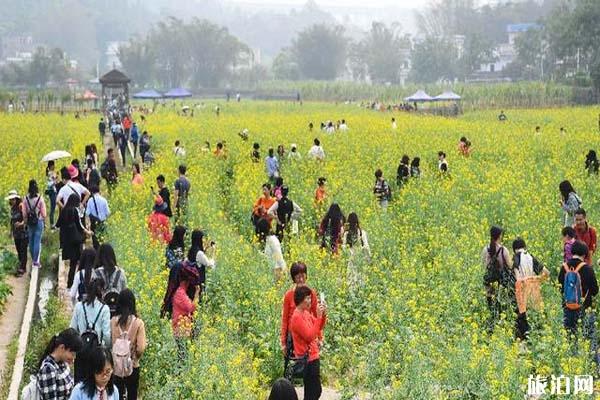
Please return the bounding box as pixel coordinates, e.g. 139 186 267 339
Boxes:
67 165 79 179
291 143 297 149
154 196 167 212
5 190 20 201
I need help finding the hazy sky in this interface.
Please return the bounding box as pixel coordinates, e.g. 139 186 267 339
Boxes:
228 0 429 8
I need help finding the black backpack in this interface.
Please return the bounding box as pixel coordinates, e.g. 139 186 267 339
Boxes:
81 303 105 349
100 161 109 180
102 269 121 317
25 197 41 227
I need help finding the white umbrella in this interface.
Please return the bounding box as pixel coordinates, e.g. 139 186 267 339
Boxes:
41 150 71 162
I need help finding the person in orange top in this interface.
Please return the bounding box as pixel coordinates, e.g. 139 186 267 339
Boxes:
147 196 171 243
131 162 144 186
314 177 327 205
458 136 472 157
252 183 276 231
213 142 227 159
290 285 327 400
280 263 323 360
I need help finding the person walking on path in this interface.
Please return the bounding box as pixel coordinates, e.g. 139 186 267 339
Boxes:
70 278 111 382
93 243 128 316
56 194 91 288
46 160 58 227
34 328 83 400
559 180 582 227
98 118 106 142
173 164 191 223
110 289 146 400
68 346 119 400
574 208 597 265
85 185 110 250
22 179 46 268
56 165 90 209
130 122 139 159
70 248 96 306
6 190 28 276
290 285 327 400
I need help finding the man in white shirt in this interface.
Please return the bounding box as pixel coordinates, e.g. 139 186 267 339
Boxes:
308 138 325 161
56 165 90 208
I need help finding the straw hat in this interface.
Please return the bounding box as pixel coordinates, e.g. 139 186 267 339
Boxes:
5 190 20 201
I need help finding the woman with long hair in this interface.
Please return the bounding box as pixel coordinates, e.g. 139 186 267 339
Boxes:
131 162 143 186
481 226 513 321
585 150 599 175
343 212 372 286
70 278 111 382
6 190 27 276
69 346 119 400
56 194 90 288
111 289 147 400
256 218 286 281
169 264 200 360
187 230 216 301
166 226 187 269
70 248 97 305
559 180 582 227
93 243 127 316
22 179 46 267
319 203 345 254
34 328 83 400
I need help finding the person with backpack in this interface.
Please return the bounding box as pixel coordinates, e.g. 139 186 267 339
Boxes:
166 226 187 269
559 180 582 227
256 218 286 281
187 230 216 302
22 180 46 268
280 262 323 375
268 186 302 242
396 155 410 187
93 243 127 318
70 248 97 306
69 346 119 400
56 194 91 288
373 169 391 209
111 289 146 400
574 208 597 265
481 226 513 324
70 278 111 383
558 241 599 336
85 185 110 250
6 190 28 276
29 328 83 400
289 285 327 400
512 238 548 340
319 203 345 255
56 165 90 209
173 164 191 223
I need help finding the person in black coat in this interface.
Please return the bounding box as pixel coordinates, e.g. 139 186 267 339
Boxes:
56 194 91 288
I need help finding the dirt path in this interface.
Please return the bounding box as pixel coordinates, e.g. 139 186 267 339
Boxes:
0 271 30 384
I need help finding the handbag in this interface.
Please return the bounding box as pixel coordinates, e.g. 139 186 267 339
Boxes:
284 351 308 381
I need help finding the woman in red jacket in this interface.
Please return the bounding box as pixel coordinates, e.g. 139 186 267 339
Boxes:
281 263 323 361
290 285 327 400
170 264 200 360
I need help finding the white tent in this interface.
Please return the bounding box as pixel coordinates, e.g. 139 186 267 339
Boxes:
404 90 433 102
434 91 462 101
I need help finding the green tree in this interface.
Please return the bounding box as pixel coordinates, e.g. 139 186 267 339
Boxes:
291 24 347 80
272 48 301 81
118 38 155 87
409 36 458 83
355 22 410 84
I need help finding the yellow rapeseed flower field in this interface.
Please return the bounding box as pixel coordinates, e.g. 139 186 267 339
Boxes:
1 102 600 399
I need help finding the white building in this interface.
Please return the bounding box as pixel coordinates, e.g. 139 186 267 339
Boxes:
479 23 539 73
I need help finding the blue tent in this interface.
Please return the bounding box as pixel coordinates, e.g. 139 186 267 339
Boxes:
132 89 163 99
164 88 192 98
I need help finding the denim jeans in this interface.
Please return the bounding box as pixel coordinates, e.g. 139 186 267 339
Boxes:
27 220 44 265
48 190 57 226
